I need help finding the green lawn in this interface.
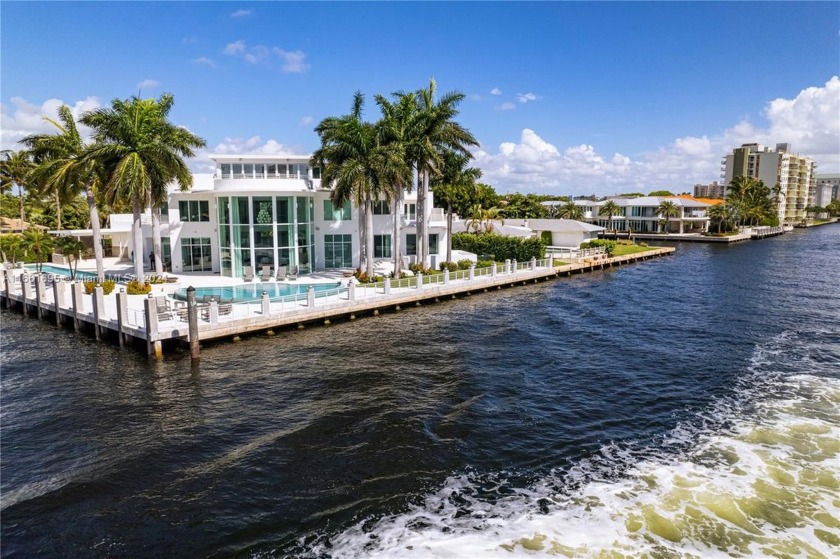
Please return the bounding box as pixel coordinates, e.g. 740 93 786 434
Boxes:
611 244 659 257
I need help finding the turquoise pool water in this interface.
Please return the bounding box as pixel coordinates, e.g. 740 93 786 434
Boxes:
172 282 343 303
25 264 120 281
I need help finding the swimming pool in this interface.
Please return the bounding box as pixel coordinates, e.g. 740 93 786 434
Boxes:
172 282 344 303
24 264 121 282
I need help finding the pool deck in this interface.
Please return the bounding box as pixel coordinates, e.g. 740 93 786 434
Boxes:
2 248 675 356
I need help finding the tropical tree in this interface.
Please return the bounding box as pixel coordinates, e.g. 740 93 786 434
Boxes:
431 150 481 262
706 203 736 234
411 79 478 268
312 92 384 277
555 200 584 220
0 150 34 230
56 235 85 280
20 105 109 279
598 200 621 232
465 205 504 234
81 93 205 281
826 200 840 217
657 200 680 233
726 176 776 226
20 229 54 273
0 233 23 264
375 91 418 276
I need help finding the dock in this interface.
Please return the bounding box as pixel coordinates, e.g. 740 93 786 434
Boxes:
1 247 675 357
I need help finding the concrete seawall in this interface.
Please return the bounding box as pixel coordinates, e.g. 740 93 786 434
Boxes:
1 247 675 356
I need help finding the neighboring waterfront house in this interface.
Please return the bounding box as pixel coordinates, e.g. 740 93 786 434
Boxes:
159 154 447 278
526 219 605 247
542 197 711 233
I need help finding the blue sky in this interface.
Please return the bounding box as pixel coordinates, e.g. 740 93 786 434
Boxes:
2 1 838 195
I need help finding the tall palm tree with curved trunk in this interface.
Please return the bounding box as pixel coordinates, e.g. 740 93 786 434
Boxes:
431 149 481 262
375 91 417 276
599 200 621 233
81 93 205 281
0 150 34 231
312 92 385 278
21 105 108 279
556 200 584 220
412 79 478 268
657 200 680 233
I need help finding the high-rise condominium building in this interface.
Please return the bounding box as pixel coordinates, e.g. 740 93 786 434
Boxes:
693 181 726 199
722 143 816 224
814 174 840 204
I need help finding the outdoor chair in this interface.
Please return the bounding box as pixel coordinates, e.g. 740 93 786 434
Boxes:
276 265 287 280
243 266 254 282
287 265 299 280
154 296 175 321
260 265 272 282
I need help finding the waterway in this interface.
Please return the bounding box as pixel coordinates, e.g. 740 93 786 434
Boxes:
1 225 838 558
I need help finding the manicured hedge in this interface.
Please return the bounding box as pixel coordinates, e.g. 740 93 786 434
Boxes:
452 233 545 262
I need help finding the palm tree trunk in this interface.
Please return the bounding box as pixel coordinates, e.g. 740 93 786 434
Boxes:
132 198 144 282
393 187 402 277
85 186 106 281
446 201 453 263
416 168 427 268
364 194 374 278
19 188 26 231
55 190 62 231
151 205 163 275
358 201 366 273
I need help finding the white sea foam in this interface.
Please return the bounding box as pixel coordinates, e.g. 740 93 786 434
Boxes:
314 332 840 558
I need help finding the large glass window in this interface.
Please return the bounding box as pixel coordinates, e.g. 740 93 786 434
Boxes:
178 200 209 222
324 234 352 268
428 234 439 255
221 163 231 179
312 167 321 179
233 197 249 224
374 234 392 258
181 237 212 272
253 197 273 224
373 201 390 215
404 203 417 221
406 234 416 256
324 199 351 221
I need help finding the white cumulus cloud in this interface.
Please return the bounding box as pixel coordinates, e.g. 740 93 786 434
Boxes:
231 9 253 18
474 76 840 195
490 87 502 96
223 40 309 73
496 102 516 111
193 56 216 68
517 92 538 104
0 96 100 151
137 79 160 90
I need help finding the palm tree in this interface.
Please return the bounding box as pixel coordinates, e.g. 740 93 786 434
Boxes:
0 150 34 231
20 229 54 273
466 205 504 234
556 200 584 220
56 235 85 280
312 92 384 277
706 204 728 234
411 79 478 268
81 93 205 281
0 233 23 264
375 91 417 276
598 200 621 233
20 106 108 279
431 150 481 262
657 200 680 233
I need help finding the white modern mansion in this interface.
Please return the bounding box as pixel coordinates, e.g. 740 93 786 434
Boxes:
143 155 448 278
544 197 712 234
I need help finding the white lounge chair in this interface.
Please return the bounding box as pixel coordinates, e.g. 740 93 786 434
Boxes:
243 266 254 282
259 265 272 282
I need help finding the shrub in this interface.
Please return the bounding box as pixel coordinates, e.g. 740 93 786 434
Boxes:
581 239 616 255
456 259 473 270
476 259 494 268
409 263 433 275
126 280 152 295
83 280 117 295
451 233 545 262
540 231 553 245
439 261 459 272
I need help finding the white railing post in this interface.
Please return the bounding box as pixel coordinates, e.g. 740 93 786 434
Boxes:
348 280 356 301
511 259 517 273
144 294 162 357
35 275 46 319
491 262 497 277
261 291 270 315
71 282 84 330
468 264 475 281
443 268 450 285
210 300 219 324
20 274 32 316
53 278 66 325
504 259 511 274
530 257 537 270
384 276 391 295
307 285 315 307
92 286 105 340
116 289 128 347
416 273 423 290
